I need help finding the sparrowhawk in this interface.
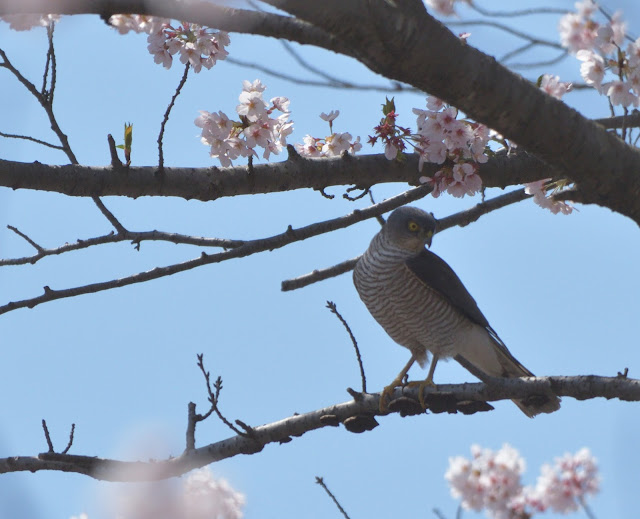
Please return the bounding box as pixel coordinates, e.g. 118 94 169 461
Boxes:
353 206 560 417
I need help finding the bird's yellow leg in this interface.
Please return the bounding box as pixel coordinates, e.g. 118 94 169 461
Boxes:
379 355 416 412
404 354 439 409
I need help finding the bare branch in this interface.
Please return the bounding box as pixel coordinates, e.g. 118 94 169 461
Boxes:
41 420 54 453
0 185 431 315
468 4 568 17
61 424 75 455
226 56 416 93
315 477 351 519
281 188 531 292
326 301 367 393
0 131 64 150
7 225 45 253
2 376 638 481
0 229 244 267
158 63 190 169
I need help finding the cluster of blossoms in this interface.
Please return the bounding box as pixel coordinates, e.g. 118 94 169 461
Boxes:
446 444 599 519
109 15 229 72
70 467 245 519
295 110 362 157
0 13 59 31
196 79 293 166
559 0 640 107
524 179 574 215
368 97 489 198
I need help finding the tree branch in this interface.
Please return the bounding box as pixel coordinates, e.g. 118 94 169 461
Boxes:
0 150 558 201
281 188 532 291
0 184 431 315
1 375 637 481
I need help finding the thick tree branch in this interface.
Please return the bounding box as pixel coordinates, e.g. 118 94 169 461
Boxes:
0 375 637 481
0 150 558 201
0 0 350 57
262 1 640 224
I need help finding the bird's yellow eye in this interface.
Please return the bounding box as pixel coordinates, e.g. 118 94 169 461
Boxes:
407 221 420 232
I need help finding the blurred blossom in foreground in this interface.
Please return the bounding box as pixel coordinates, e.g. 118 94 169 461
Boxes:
446 444 599 519
92 467 244 519
0 13 60 31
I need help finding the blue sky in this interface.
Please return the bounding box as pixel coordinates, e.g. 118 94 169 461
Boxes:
1 1 640 518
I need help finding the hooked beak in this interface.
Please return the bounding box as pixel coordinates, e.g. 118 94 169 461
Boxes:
424 230 433 248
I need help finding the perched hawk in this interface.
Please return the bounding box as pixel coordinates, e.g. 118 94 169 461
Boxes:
353 206 560 417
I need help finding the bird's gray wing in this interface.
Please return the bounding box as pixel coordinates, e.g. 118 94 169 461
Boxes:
404 248 534 376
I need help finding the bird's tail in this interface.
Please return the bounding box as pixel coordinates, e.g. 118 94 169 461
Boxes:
454 326 560 418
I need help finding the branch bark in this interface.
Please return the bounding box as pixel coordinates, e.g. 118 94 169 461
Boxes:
1 375 636 481
0 150 557 201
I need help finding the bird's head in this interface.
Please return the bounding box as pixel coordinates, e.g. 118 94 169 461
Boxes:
383 206 436 252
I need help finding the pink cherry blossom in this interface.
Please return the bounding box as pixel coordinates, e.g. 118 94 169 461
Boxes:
1 13 60 31
524 179 574 215
320 110 340 122
539 74 573 100
603 80 639 107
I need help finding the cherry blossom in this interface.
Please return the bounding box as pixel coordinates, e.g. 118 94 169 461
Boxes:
539 74 573 100
197 80 292 166
296 112 361 158
183 468 246 519
109 16 229 72
1 14 60 31
524 179 574 215
446 445 599 519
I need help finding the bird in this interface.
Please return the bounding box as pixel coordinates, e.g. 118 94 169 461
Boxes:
353 206 560 417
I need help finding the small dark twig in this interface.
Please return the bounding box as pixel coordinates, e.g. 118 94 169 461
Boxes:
618 368 629 378
107 134 123 167
368 191 386 226
0 131 64 150
317 187 335 199
158 63 190 169
432 508 448 519
315 477 351 519
8 225 44 252
326 301 366 393
196 354 248 437
468 4 568 17
61 424 75 454
186 402 198 451
579 496 598 519
91 197 128 234
343 186 370 201
41 420 54 453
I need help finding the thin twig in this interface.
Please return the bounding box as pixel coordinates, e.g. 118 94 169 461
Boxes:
226 56 415 93
61 424 75 455
91 197 128 234
196 354 247 437
579 497 598 519
0 131 64 150
41 420 54 453
315 477 351 519
326 301 366 393
0 185 430 316
447 20 563 49
7 225 44 252
158 63 190 169
432 508 448 519
0 229 244 267
281 188 530 292
468 4 568 17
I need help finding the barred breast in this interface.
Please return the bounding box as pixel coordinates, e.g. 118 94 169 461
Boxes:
353 232 471 366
